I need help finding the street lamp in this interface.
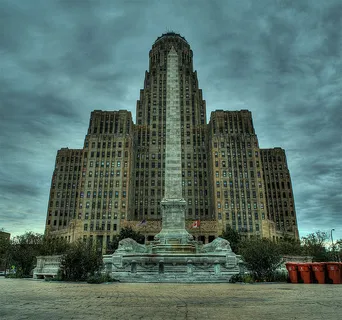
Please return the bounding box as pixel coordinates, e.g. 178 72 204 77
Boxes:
331 228 335 247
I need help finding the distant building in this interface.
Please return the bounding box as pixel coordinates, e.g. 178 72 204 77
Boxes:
0 231 10 241
45 32 299 250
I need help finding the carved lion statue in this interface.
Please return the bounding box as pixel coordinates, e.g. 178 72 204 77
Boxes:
200 237 232 253
117 238 147 253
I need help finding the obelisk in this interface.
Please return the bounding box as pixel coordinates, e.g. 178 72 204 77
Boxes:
154 46 193 246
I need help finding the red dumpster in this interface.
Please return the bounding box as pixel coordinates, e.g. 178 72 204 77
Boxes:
311 263 326 284
285 263 299 283
326 262 341 284
298 263 312 284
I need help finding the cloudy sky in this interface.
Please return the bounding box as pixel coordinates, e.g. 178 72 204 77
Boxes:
1 0 341 241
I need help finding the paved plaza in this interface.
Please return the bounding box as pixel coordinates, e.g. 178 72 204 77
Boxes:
0 278 341 320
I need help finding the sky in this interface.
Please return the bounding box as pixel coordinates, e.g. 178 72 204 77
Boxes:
0 0 341 241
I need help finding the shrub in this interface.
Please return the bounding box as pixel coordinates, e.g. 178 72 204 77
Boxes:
239 238 282 281
266 270 289 282
229 273 254 283
86 273 114 284
220 225 241 254
61 240 103 281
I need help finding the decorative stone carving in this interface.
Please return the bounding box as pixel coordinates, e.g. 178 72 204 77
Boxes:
200 237 232 253
117 238 147 253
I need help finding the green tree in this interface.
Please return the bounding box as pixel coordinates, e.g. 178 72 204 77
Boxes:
239 238 282 281
3 232 70 277
61 239 103 281
107 227 145 253
277 235 303 255
301 231 331 262
220 225 241 254
39 236 70 256
0 232 11 274
9 232 43 277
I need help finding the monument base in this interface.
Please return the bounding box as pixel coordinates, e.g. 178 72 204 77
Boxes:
103 238 242 283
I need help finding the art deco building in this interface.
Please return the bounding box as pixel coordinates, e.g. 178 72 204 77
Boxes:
260 148 299 239
45 32 299 250
208 110 271 238
45 148 82 239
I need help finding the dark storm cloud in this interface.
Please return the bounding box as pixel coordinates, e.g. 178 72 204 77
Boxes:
0 181 40 198
0 0 341 240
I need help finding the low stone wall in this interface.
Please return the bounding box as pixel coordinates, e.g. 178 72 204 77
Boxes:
33 255 63 279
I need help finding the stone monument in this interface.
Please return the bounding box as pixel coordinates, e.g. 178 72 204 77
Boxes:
103 47 242 282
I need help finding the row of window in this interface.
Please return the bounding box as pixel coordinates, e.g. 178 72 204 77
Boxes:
84 223 118 232
266 181 292 190
89 160 128 168
215 180 261 188
56 174 79 181
84 212 119 219
216 190 263 199
267 192 293 199
51 183 78 190
59 156 81 163
91 126 130 135
57 166 81 172
85 180 126 188
217 202 264 210
81 190 125 198
79 201 126 209
88 170 127 177
89 151 129 158
89 141 128 149
212 140 258 149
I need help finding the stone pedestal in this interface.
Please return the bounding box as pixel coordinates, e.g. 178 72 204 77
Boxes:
154 199 193 244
